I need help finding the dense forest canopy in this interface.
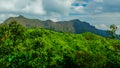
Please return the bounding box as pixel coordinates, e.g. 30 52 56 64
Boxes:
0 21 120 68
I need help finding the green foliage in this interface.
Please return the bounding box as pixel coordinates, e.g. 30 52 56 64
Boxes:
0 22 120 68
107 24 118 39
0 21 26 45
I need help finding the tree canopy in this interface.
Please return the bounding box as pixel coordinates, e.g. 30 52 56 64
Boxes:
0 21 120 68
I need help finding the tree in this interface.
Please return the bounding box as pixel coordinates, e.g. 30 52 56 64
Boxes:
0 21 26 45
107 24 117 39
0 24 10 41
8 21 26 45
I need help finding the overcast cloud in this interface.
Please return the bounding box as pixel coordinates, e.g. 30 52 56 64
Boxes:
0 0 120 33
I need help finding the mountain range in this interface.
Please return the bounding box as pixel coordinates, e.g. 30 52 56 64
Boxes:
3 15 108 37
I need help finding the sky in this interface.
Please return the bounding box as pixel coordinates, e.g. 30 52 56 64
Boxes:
0 0 120 33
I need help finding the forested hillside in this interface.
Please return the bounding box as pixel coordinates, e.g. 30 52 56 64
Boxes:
0 21 120 68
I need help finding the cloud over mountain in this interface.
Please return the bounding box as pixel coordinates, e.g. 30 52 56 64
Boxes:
0 0 120 33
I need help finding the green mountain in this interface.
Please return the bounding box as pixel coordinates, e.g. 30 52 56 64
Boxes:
4 15 44 27
3 15 108 37
0 22 120 68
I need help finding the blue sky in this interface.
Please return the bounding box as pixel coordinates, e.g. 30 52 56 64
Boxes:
0 0 120 33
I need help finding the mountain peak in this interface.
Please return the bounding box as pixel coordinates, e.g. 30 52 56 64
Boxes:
18 15 25 18
45 20 54 23
46 20 53 22
70 19 80 22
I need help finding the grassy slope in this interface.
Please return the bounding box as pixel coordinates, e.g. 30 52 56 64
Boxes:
0 28 120 68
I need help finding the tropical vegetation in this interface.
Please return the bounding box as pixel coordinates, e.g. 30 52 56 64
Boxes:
0 21 120 68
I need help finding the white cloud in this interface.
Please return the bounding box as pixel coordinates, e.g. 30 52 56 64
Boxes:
0 0 45 15
100 24 107 28
22 0 45 15
0 0 120 34
0 0 16 11
71 6 87 14
0 0 75 22
84 0 103 14
0 14 18 23
43 0 74 16
117 25 120 28
84 0 120 14
95 25 99 28
94 24 108 30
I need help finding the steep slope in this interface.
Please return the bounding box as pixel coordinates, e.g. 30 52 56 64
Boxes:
3 15 108 37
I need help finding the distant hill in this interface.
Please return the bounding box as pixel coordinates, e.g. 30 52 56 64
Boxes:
3 15 108 37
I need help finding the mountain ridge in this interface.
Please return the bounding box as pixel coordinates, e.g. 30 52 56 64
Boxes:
2 15 108 37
